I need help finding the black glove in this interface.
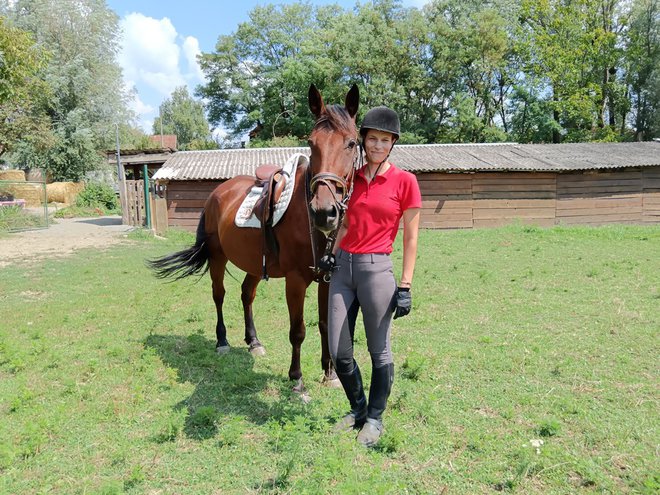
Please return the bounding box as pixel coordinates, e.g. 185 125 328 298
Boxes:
318 253 336 273
393 287 412 319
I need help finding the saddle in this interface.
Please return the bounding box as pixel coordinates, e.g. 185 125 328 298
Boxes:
251 164 289 279
252 164 288 226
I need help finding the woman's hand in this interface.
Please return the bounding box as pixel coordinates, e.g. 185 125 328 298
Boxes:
393 287 412 319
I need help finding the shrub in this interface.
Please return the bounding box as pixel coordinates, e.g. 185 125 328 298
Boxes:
76 183 119 211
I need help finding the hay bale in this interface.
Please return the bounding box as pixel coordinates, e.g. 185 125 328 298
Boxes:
46 182 85 205
4 183 44 207
0 169 26 181
25 169 49 182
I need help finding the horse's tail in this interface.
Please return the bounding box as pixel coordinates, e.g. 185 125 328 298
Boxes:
147 212 210 281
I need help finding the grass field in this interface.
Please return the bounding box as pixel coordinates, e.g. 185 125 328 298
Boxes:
1 225 658 494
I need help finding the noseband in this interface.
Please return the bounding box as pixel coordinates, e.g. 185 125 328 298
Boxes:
308 149 359 212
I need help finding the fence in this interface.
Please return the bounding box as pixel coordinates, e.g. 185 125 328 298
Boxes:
0 180 49 232
119 179 168 234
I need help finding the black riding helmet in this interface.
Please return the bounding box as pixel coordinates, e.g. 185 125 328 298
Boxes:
359 106 400 140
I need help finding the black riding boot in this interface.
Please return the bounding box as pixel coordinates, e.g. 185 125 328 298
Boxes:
358 362 394 447
334 360 367 432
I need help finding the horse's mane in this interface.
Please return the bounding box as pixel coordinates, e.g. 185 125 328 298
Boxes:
314 105 356 134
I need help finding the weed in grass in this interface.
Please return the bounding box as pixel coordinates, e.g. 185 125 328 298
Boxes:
123 464 145 491
401 353 427 381
9 387 34 412
642 474 660 494
217 417 245 447
153 416 181 443
537 418 561 437
186 309 202 323
187 406 219 439
375 427 404 454
96 481 123 495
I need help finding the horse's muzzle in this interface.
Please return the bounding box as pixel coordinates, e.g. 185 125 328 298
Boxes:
310 204 340 234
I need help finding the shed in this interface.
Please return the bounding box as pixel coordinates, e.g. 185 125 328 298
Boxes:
153 142 660 231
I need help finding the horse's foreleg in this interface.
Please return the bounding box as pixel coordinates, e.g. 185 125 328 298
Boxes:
209 257 230 354
241 274 265 356
285 273 307 397
317 281 340 387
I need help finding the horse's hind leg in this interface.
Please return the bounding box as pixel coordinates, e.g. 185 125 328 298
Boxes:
241 274 266 356
209 256 231 354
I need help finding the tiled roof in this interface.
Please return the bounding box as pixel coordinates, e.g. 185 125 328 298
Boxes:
153 142 660 180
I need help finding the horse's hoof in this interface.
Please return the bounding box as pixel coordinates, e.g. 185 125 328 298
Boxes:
249 344 266 357
292 379 311 403
216 345 230 355
322 376 342 389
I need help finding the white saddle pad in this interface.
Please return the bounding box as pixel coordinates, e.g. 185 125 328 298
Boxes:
234 153 308 228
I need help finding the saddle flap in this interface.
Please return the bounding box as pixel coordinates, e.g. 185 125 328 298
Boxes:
255 164 282 181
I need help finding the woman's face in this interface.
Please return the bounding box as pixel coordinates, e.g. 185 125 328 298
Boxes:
364 129 395 164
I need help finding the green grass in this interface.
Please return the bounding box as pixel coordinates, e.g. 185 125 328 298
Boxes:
1 225 658 494
0 205 47 231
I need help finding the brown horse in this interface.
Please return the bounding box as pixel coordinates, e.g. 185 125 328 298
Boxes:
148 84 360 395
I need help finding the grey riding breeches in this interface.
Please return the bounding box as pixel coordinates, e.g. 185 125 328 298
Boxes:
328 249 397 372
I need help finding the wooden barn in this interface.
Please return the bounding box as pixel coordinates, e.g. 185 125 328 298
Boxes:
152 142 660 231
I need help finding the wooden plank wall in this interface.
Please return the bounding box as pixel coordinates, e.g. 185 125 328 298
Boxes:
417 173 472 228
472 173 556 228
642 168 660 223
163 168 660 231
556 170 643 225
166 181 222 230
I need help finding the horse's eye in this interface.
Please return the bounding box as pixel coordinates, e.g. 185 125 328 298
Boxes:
347 140 357 149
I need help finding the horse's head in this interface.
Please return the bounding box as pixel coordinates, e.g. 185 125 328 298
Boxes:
307 84 359 235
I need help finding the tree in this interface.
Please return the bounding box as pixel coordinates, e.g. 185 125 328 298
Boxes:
198 2 324 140
625 0 660 139
2 0 134 179
153 86 212 150
0 17 54 160
427 1 514 142
197 0 656 144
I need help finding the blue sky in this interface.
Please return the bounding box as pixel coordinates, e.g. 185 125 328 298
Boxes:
106 0 427 134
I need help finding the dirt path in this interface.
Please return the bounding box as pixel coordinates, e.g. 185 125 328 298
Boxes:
0 216 135 267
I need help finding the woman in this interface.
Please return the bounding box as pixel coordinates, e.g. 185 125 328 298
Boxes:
324 106 421 447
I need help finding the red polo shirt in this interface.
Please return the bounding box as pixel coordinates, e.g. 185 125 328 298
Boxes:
339 164 421 254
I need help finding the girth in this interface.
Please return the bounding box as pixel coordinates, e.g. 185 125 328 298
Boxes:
251 164 289 279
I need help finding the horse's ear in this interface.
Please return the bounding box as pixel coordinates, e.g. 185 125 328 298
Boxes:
345 84 359 119
308 84 325 117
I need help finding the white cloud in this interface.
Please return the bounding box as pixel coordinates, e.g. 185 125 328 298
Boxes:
119 13 184 96
125 83 154 116
182 36 205 84
117 13 206 132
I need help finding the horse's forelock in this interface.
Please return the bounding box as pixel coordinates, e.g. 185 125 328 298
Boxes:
313 105 356 135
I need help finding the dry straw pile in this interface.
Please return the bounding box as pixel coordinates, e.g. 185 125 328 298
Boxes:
2 183 44 206
0 169 83 206
0 170 26 181
46 182 85 205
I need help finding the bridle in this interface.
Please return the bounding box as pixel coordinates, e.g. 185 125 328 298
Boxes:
308 148 360 215
306 137 362 282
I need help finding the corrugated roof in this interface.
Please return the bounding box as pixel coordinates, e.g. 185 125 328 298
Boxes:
153 142 660 180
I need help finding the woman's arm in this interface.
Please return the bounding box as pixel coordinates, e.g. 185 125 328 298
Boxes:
399 208 420 288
